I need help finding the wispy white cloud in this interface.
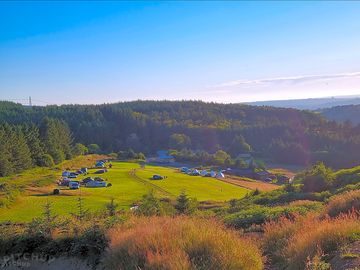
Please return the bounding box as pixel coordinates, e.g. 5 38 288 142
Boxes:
213 71 360 88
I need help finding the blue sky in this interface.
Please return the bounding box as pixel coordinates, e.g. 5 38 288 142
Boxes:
1 1 360 105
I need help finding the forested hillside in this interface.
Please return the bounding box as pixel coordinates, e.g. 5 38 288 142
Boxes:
0 100 360 168
321 104 360 125
0 117 74 176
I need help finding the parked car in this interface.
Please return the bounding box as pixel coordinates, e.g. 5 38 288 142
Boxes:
69 172 78 178
152 174 164 180
95 169 107 174
85 180 107 187
58 178 70 186
69 181 80 189
82 177 93 185
80 167 88 174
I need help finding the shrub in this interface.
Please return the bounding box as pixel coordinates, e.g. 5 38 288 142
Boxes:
136 191 175 216
104 216 263 270
324 190 360 217
263 213 360 269
224 202 321 229
175 191 198 215
88 144 100 154
301 163 334 193
38 154 55 167
72 143 88 156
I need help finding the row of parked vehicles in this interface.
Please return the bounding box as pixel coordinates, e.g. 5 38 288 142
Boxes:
180 167 225 179
59 176 110 189
58 164 111 189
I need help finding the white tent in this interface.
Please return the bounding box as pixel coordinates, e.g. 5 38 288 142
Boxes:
200 170 208 176
210 171 217 178
216 172 225 179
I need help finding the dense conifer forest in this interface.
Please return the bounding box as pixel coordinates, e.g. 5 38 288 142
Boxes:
0 100 359 176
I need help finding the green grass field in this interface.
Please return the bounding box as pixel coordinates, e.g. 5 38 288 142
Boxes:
0 160 249 222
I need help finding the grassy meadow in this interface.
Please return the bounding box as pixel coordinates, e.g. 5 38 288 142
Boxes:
0 156 249 222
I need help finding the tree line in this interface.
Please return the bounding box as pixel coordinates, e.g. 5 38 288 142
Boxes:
0 117 74 176
0 100 360 168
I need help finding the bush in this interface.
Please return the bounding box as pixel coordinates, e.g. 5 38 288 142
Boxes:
175 191 198 215
324 190 360 217
301 163 334 193
88 144 101 154
136 191 175 216
70 226 108 265
263 213 360 269
72 143 88 156
224 201 322 229
104 216 263 270
38 154 55 167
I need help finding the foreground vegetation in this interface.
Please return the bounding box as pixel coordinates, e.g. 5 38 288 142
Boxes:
0 188 358 270
0 154 359 269
105 216 263 270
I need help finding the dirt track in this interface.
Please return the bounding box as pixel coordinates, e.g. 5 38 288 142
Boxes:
219 177 281 192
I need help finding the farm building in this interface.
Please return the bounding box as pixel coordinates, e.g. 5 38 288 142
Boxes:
253 171 276 181
225 168 275 181
225 168 254 178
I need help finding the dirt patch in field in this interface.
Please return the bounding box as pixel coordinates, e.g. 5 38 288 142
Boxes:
220 177 281 192
266 163 304 178
57 154 109 171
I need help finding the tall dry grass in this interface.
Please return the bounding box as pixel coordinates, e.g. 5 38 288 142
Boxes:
104 216 263 270
324 190 360 217
263 212 360 269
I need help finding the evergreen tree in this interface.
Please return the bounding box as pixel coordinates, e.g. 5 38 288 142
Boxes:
9 126 32 173
23 124 44 166
175 191 197 215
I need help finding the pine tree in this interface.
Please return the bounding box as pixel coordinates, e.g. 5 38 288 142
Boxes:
0 126 13 176
175 191 197 215
106 198 118 217
41 201 58 237
8 126 32 173
23 124 44 166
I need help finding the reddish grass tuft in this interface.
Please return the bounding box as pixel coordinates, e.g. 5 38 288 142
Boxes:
263 212 360 269
324 190 360 217
104 216 263 270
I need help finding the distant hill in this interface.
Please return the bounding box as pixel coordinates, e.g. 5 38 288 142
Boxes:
320 104 360 125
1 100 360 168
247 96 360 110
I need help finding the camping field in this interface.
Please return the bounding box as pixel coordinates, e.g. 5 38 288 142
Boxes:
0 156 250 222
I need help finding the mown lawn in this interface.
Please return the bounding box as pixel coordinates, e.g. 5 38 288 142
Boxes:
135 165 249 201
0 161 249 222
